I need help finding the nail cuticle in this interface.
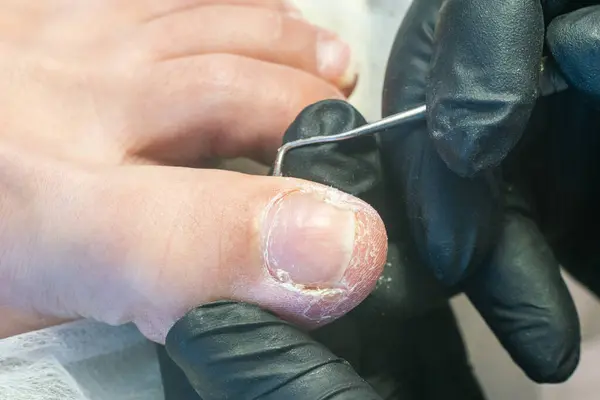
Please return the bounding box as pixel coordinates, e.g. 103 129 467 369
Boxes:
261 187 358 290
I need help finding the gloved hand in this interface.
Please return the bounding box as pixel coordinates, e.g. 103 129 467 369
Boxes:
158 99 485 400
162 301 384 400
381 0 600 383
541 6 600 295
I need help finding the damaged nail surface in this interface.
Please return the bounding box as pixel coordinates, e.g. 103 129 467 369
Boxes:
237 184 388 330
261 185 387 302
263 190 356 287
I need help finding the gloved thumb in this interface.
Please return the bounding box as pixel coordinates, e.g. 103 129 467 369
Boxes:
547 6 600 100
164 301 383 400
0 150 387 343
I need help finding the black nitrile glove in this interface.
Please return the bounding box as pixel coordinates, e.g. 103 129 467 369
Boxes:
381 0 600 384
162 301 383 400
280 100 483 400
540 6 600 295
158 99 485 400
424 0 598 178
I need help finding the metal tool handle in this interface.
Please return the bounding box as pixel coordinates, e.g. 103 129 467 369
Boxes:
271 57 568 177
271 104 426 176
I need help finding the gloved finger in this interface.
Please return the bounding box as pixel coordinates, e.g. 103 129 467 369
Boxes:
311 302 485 400
277 99 384 211
427 0 545 177
165 301 384 400
381 0 503 285
547 5 600 100
157 344 203 400
463 191 580 383
391 304 485 400
0 148 387 344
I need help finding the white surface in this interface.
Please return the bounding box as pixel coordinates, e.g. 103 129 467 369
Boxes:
0 320 161 399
